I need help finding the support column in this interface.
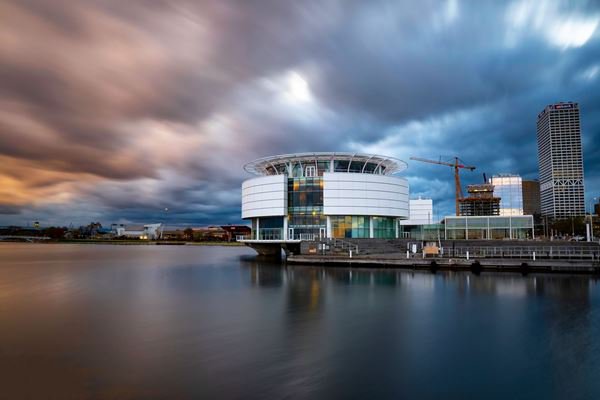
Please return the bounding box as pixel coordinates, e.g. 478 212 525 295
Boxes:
256 218 260 240
283 216 288 240
326 216 332 238
369 217 374 239
395 218 399 239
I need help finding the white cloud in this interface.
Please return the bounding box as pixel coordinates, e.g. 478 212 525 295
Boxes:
505 0 599 49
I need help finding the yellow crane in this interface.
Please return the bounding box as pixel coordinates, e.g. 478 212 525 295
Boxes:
410 156 476 216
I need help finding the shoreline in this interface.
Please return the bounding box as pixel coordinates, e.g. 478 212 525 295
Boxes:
0 240 245 246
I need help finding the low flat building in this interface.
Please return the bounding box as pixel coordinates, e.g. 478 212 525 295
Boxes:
400 199 441 240
111 223 162 240
444 215 534 240
220 225 251 241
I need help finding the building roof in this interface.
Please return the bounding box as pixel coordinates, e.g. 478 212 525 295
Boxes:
243 152 407 176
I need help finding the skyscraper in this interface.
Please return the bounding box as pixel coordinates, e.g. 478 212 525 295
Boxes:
536 102 585 218
490 174 523 216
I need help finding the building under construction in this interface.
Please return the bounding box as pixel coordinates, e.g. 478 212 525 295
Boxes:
458 184 500 216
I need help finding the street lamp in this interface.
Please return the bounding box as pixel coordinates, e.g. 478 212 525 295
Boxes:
589 197 598 242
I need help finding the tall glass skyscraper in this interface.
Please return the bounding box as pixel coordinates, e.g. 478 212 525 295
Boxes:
490 174 523 216
536 102 585 218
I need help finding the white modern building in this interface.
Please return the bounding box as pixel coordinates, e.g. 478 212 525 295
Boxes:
490 174 523 216
400 198 433 225
111 223 163 240
241 153 409 244
537 102 585 218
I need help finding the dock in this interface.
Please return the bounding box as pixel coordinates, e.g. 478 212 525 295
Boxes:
288 238 600 274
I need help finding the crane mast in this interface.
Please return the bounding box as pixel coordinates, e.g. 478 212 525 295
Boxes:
410 156 476 216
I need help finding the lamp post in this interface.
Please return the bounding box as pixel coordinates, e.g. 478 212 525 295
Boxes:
589 197 598 242
161 207 169 240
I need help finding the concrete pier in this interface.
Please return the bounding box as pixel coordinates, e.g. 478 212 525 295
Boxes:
287 254 600 273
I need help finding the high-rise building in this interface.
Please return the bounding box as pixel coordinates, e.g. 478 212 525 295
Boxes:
522 180 541 216
490 174 523 216
458 184 500 216
536 102 585 218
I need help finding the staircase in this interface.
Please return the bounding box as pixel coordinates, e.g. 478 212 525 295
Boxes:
315 238 417 256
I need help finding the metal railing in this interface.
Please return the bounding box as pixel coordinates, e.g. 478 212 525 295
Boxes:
290 233 317 241
322 238 359 255
258 228 283 240
445 246 600 260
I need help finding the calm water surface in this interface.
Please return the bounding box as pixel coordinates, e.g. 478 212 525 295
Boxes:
1 243 600 399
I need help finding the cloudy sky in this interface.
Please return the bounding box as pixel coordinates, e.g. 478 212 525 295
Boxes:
1 0 599 227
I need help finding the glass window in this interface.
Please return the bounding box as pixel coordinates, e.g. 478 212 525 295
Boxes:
446 218 466 228
447 229 466 240
334 160 349 172
467 217 488 228
331 216 370 238
372 216 395 238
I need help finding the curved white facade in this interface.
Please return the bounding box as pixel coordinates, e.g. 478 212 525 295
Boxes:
242 175 286 219
323 173 408 218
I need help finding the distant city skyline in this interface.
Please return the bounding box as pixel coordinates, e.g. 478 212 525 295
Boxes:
0 1 599 226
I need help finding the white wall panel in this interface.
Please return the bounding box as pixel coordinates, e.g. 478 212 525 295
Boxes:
401 199 433 225
323 173 409 218
242 175 287 218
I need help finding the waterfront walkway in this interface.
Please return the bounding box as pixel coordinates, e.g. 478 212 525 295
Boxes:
290 239 600 273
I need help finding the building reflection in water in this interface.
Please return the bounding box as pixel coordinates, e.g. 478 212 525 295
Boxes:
240 255 599 397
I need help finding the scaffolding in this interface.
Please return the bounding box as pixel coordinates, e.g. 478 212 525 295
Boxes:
458 184 500 216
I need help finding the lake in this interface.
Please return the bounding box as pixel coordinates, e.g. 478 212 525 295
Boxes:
1 243 599 399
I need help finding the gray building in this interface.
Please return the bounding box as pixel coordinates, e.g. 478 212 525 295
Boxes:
522 180 541 216
536 102 585 218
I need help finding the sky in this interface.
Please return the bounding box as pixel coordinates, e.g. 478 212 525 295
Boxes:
1 0 599 227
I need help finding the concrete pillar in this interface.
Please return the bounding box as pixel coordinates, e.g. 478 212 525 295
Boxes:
395 219 399 239
369 217 374 239
283 216 288 240
256 218 260 240
326 216 332 238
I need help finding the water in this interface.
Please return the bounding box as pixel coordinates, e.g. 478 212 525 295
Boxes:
1 243 600 399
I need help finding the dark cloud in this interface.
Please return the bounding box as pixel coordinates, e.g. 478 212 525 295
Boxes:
0 0 599 225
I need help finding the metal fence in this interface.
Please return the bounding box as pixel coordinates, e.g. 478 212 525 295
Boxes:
445 246 600 260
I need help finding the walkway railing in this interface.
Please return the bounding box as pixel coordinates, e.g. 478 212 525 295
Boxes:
445 246 600 260
322 238 359 255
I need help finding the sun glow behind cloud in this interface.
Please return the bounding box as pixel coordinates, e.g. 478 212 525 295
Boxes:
1 0 600 225
505 0 599 49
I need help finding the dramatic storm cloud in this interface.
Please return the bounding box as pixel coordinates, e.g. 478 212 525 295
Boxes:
1 0 599 225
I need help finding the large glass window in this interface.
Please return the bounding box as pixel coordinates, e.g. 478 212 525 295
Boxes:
288 177 325 238
288 177 323 213
331 216 370 238
372 217 395 238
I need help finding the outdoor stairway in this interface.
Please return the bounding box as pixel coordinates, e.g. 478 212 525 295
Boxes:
318 238 416 256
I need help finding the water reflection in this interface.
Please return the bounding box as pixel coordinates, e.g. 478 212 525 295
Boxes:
1 243 599 399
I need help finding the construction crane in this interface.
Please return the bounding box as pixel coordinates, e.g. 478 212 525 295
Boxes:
410 156 476 216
